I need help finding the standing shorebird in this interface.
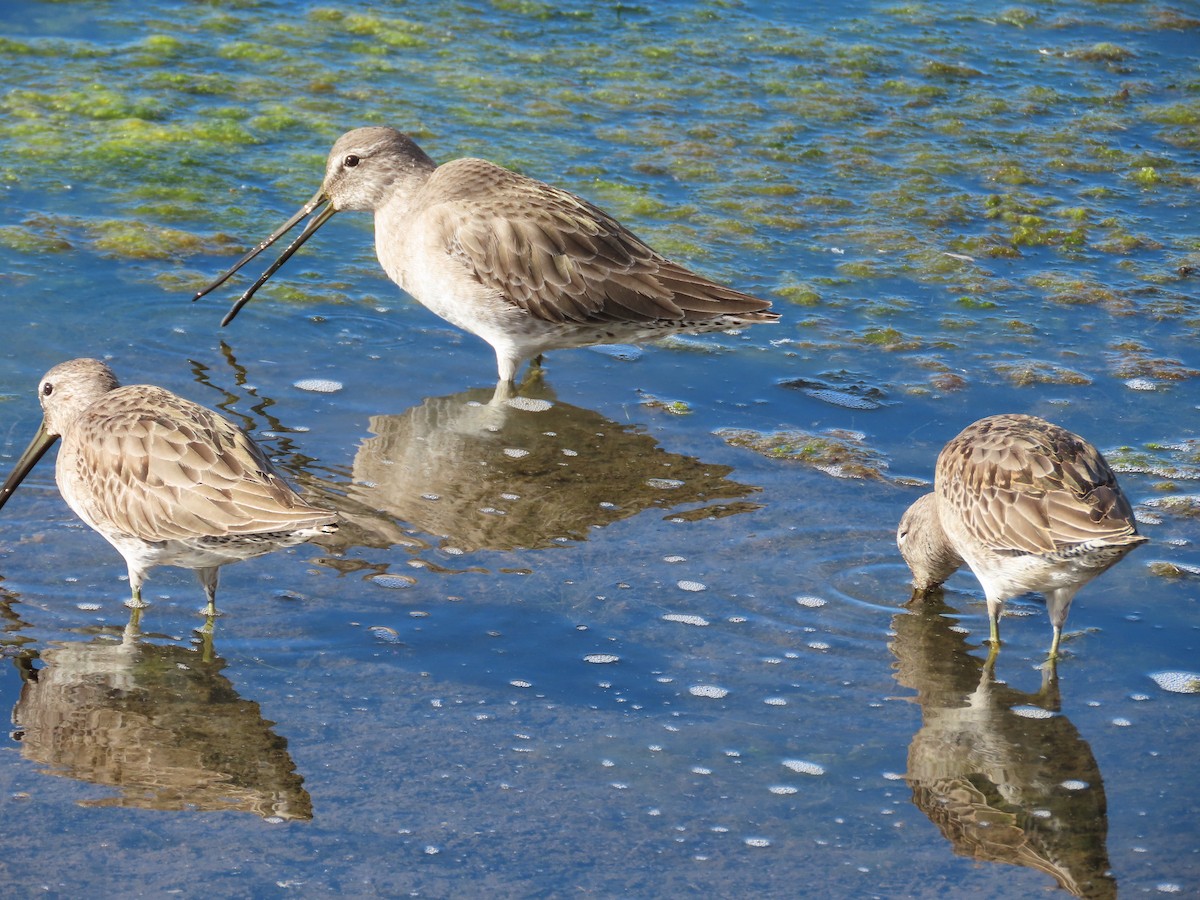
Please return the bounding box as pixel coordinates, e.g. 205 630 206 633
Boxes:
0 358 336 621
193 126 778 387
897 413 1147 659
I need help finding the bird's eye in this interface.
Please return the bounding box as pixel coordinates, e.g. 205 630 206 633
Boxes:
344 154 361 168
41 382 53 397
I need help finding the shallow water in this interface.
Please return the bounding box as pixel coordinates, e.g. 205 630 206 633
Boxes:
0 0 1197 896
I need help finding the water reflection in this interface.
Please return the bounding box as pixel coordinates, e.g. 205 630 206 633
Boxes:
9 613 311 821
310 381 761 554
890 594 1115 899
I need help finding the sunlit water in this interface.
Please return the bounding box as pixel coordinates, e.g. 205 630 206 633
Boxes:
0 1 1196 896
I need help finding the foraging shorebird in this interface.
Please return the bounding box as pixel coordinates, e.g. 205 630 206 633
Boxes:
897 414 1147 658
0 358 336 619
194 126 778 387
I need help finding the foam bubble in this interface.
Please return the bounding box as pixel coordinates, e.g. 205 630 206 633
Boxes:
1012 705 1055 719
505 396 553 412
1150 671 1200 694
783 759 825 776
663 613 709 626
370 573 416 589
690 684 729 699
293 378 343 393
584 653 620 664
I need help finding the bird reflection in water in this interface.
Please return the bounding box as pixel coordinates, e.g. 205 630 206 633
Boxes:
7 605 311 821
307 380 762 557
890 592 1115 899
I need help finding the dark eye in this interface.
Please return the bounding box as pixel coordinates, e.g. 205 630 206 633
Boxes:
344 154 360 168
41 382 53 397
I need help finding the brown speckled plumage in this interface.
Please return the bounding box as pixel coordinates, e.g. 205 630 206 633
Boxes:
897 414 1146 658
0 358 336 616
196 126 778 385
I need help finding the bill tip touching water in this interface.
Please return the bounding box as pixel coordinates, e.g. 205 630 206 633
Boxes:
0 357 336 625
897 413 1147 661
194 125 779 386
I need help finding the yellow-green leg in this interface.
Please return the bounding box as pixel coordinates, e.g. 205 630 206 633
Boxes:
196 567 221 634
125 571 149 609
1048 624 1063 660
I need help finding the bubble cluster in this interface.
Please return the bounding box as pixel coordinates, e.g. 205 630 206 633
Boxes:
293 378 343 393
505 396 553 412
783 760 825 776
1011 705 1055 719
663 613 709 626
1150 671 1200 694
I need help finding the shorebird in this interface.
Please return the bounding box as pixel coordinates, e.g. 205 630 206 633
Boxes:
0 358 336 620
897 413 1147 659
193 126 779 387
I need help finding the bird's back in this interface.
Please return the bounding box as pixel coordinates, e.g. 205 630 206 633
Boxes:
935 414 1144 562
57 385 334 543
408 156 778 328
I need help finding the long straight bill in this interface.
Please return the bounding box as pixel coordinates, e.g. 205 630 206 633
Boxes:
193 189 326 302
0 422 57 513
219 201 339 327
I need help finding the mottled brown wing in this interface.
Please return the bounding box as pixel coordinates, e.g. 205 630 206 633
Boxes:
427 158 775 325
937 414 1137 555
65 386 333 541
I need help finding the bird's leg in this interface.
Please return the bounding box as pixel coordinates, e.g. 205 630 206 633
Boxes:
984 597 1003 650
125 569 149 609
1045 589 1075 661
196 567 221 631
1048 624 1063 660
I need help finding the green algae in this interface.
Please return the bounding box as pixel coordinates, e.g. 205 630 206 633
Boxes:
991 360 1092 387
1105 341 1200 381
0 222 73 254
715 426 893 481
637 393 692 416
0 0 1191 385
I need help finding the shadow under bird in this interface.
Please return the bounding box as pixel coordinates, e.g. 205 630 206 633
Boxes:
193 126 779 387
0 358 337 619
896 413 1147 659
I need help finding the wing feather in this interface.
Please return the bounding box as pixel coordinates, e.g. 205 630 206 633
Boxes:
63 386 334 542
937 414 1139 555
424 158 776 327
